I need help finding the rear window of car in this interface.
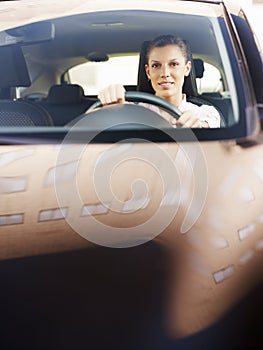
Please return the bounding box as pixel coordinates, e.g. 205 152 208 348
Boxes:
68 55 225 97
67 54 139 95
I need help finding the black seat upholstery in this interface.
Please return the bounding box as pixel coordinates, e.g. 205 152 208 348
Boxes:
0 46 31 96
37 84 96 126
0 45 54 127
47 84 85 104
0 100 54 126
194 58 205 79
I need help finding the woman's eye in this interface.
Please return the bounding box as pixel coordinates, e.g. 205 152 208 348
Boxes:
171 62 179 67
152 63 160 68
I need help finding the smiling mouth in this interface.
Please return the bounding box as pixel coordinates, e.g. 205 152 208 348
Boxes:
158 82 174 88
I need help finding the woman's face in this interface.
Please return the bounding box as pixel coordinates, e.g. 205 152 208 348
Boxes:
145 44 191 102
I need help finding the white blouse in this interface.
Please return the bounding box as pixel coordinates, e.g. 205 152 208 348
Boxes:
140 94 221 128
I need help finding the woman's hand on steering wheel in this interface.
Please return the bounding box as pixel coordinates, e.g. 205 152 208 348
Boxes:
93 85 182 121
98 84 126 105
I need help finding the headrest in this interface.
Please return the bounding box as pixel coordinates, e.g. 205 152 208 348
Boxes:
194 59 204 79
0 46 31 88
47 84 84 104
137 40 198 97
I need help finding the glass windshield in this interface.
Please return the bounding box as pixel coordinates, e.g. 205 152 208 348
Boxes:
0 5 246 140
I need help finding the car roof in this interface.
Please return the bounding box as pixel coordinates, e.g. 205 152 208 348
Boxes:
0 0 241 31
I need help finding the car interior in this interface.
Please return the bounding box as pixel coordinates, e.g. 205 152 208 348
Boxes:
0 10 236 129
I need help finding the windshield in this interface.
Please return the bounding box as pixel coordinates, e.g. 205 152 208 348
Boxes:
0 4 249 141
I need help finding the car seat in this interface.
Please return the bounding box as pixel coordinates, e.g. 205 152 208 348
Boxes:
0 45 54 126
37 84 96 126
0 100 54 126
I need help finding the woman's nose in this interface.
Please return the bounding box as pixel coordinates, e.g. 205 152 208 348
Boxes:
161 65 170 77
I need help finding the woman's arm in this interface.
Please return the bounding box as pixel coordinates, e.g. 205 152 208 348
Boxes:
98 84 126 105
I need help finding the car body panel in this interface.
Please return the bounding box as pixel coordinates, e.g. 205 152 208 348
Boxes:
1 138 263 336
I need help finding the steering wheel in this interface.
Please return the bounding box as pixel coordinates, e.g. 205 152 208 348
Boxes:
67 91 182 130
87 91 182 120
